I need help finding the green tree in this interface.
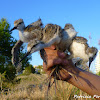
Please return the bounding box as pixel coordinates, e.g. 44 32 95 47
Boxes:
5 65 16 81
0 72 6 91
0 18 32 80
96 71 100 76
23 64 35 75
36 65 45 74
0 18 16 71
19 49 32 70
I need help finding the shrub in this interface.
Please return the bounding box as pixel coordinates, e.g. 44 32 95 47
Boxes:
23 65 35 75
96 71 100 76
5 65 16 82
35 65 45 74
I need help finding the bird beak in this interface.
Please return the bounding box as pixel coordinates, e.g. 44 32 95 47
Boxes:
10 27 17 32
89 57 93 67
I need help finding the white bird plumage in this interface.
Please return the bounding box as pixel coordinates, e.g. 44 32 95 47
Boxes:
11 18 43 42
11 19 97 72
26 23 78 54
10 18 43 66
69 36 98 69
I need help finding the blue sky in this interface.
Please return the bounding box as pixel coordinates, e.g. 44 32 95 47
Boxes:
0 0 100 72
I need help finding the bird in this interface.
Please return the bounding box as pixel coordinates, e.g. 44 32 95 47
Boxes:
26 23 77 52
69 36 98 68
24 24 98 71
13 22 97 90
17 23 78 62
11 40 23 66
10 18 43 43
58 23 78 52
10 18 43 66
16 23 78 78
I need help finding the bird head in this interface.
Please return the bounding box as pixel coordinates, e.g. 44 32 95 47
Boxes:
88 47 98 67
36 18 43 26
10 19 25 31
64 24 74 30
64 24 78 38
88 47 98 57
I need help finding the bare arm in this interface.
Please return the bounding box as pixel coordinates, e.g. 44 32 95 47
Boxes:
43 46 100 98
68 69 100 96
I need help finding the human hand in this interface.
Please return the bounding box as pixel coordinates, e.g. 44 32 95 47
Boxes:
43 45 79 81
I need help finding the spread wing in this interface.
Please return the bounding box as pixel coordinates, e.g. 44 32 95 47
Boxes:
24 24 43 40
11 40 23 67
25 18 43 32
30 18 43 26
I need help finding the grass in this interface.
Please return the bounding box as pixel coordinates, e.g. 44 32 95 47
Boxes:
0 73 96 100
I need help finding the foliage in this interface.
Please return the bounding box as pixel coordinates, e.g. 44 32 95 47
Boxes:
0 18 32 81
19 50 32 70
0 18 17 82
5 65 16 81
0 72 6 91
96 71 100 76
36 65 45 74
0 74 96 100
0 18 16 69
23 64 35 75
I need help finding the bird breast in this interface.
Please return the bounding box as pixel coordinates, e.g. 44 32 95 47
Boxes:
65 28 77 39
70 41 89 61
19 31 27 42
19 31 37 42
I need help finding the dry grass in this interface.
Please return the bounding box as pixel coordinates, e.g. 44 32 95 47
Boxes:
0 74 96 100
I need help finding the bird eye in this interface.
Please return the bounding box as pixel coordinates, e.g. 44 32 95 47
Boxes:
18 22 22 25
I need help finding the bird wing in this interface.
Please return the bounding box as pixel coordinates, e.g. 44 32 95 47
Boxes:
24 25 43 40
73 36 88 43
25 25 42 32
42 24 62 43
16 41 45 65
30 18 43 26
24 18 43 33
25 18 43 31
11 40 23 66
77 63 90 71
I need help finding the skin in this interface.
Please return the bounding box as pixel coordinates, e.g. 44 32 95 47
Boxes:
43 45 100 99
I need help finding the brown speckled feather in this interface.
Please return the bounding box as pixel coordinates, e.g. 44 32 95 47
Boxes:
73 36 87 43
24 25 42 32
64 23 74 30
42 24 62 43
